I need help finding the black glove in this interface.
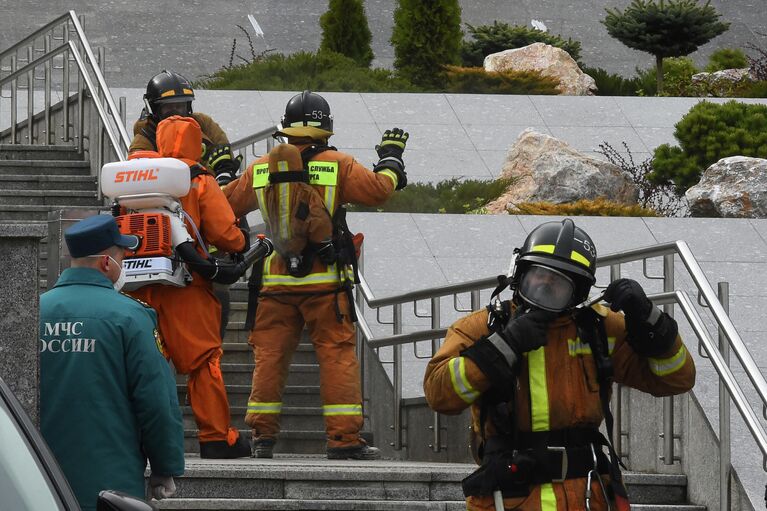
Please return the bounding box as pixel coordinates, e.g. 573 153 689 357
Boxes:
208 144 243 186
603 278 653 322
373 128 409 191
498 309 558 357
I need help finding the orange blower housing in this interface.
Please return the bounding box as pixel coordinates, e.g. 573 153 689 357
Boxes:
117 213 173 257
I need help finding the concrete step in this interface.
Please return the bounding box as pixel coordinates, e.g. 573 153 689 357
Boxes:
177 384 323 408
220 343 318 366
0 159 91 175
158 456 469 501
0 204 103 221
158 499 466 510
182 405 325 431
0 189 99 206
184 429 329 455
0 174 96 191
176 363 320 387
158 503 705 511
0 144 83 161
152 458 698 507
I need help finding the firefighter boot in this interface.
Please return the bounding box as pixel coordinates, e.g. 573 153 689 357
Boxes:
327 441 381 460
199 429 251 459
251 437 276 459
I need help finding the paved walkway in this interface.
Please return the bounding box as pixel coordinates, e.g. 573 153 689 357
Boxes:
1 0 765 87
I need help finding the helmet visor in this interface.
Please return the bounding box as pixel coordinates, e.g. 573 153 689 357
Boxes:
518 264 575 312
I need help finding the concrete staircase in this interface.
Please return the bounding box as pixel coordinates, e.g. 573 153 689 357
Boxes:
0 144 99 222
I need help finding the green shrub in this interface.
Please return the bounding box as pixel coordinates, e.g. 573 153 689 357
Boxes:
650 100 767 190
659 57 700 96
199 51 420 92
508 198 658 217
391 0 463 90
445 66 559 94
581 67 643 96
348 178 515 214
705 48 748 72
737 80 767 98
461 22 582 67
319 0 374 67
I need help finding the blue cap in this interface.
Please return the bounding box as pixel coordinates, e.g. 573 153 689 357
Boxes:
65 215 140 258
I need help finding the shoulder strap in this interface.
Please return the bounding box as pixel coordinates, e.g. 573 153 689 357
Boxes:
574 308 631 508
300 144 337 166
189 164 207 179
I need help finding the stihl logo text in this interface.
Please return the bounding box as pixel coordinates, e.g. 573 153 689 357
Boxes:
114 169 159 183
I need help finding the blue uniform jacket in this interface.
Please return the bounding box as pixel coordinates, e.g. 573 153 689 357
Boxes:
39 268 184 510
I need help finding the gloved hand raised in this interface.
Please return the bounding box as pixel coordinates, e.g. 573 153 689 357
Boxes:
373 128 409 191
603 278 653 322
208 144 243 186
148 473 176 500
498 309 557 356
375 128 409 160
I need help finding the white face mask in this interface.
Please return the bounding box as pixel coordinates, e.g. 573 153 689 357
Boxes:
110 256 126 291
88 255 125 291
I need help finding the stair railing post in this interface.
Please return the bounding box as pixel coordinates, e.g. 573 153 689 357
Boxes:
662 254 675 465
356 247 366 406
610 264 623 460
62 41 70 142
393 302 403 450
76 70 84 153
430 296 441 452
26 46 33 143
718 281 731 510
44 35 51 145
11 55 18 144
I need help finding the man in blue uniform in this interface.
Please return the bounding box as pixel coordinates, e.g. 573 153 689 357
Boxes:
39 214 185 511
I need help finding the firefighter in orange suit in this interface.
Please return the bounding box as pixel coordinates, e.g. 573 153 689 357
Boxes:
129 115 251 458
424 219 695 510
222 90 408 459
130 70 244 339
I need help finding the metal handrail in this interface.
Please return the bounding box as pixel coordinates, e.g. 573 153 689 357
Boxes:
0 10 129 160
355 237 767 508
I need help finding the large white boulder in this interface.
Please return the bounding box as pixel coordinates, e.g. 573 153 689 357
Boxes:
686 156 767 217
483 42 597 96
485 129 638 214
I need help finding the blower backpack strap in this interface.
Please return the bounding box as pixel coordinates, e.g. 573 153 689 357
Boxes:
575 307 631 510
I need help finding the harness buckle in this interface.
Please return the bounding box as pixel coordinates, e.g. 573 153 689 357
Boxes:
548 446 568 483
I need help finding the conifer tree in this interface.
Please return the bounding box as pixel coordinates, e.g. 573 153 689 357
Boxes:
391 0 462 89
602 0 729 93
320 0 374 67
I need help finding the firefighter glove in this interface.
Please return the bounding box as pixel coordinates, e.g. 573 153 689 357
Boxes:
374 128 409 191
149 473 176 500
209 145 242 186
498 309 557 357
604 278 654 323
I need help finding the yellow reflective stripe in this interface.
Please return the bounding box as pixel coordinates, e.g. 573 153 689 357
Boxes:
571 250 591 267
307 161 339 186
448 357 480 404
531 244 589 267
255 188 269 224
252 163 270 189
648 345 687 376
567 336 616 357
539 483 557 510
324 185 336 215
247 401 282 414
323 404 362 416
376 169 398 188
527 348 550 432
262 268 340 286
532 244 555 254
160 90 176 97
279 183 290 240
